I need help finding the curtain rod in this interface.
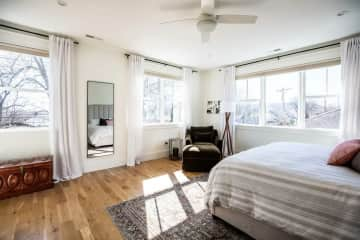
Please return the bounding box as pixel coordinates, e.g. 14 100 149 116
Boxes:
0 24 79 45
125 53 198 73
235 42 340 68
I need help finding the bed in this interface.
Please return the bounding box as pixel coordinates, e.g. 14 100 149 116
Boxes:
205 142 360 240
87 104 113 148
88 125 113 147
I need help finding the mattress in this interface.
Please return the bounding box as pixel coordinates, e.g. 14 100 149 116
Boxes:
88 125 113 147
205 142 360 240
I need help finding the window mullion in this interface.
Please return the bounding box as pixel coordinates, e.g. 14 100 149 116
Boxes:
259 76 266 126
299 71 306 128
159 78 164 123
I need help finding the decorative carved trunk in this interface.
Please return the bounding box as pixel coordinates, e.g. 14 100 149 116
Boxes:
0 156 53 200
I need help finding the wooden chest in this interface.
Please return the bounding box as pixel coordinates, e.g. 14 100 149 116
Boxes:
0 156 54 200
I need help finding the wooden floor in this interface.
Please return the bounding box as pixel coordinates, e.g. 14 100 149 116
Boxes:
0 159 201 240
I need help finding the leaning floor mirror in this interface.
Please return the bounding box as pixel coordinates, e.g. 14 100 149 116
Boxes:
87 81 114 158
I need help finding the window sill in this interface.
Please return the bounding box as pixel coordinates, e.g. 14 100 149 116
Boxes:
235 124 339 137
143 123 184 130
0 127 49 133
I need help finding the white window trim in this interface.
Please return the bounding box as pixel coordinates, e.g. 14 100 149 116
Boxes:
0 48 50 130
235 124 339 137
235 65 341 131
143 74 184 125
0 126 49 133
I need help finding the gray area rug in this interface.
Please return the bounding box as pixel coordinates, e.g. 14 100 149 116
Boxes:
107 174 253 240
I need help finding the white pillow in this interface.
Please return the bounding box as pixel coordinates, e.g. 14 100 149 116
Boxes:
89 119 99 127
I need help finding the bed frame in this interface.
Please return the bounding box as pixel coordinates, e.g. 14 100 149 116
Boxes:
213 207 303 240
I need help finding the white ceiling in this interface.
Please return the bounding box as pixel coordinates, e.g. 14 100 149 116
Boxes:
1 0 360 70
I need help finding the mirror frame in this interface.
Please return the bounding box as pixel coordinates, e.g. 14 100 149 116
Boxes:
87 80 115 158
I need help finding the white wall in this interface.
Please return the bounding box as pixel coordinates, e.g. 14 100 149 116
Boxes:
87 82 114 105
76 40 191 172
75 40 127 172
199 69 225 131
0 29 51 161
0 30 199 172
235 126 338 152
0 128 50 161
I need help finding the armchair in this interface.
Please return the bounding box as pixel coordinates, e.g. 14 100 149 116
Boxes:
182 126 222 172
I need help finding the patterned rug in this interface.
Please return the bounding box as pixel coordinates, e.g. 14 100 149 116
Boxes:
107 174 253 240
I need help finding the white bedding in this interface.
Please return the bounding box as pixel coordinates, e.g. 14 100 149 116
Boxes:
205 142 360 240
88 125 113 147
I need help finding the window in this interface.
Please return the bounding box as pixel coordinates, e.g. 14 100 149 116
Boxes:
0 49 49 129
305 65 341 129
143 75 183 124
235 77 261 124
266 72 299 126
235 64 341 130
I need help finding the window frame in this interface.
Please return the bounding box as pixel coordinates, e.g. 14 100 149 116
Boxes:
235 64 341 131
235 77 261 125
0 47 50 130
143 74 184 126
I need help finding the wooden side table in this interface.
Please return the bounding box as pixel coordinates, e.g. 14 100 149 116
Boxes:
0 156 54 199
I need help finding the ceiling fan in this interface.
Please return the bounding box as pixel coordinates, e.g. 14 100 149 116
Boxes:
160 0 257 43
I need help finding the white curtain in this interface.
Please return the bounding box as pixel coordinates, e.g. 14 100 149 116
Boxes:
222 66 236 156
49 35 83 180
182 67 193 142
340 37 360 140
127 55 144 166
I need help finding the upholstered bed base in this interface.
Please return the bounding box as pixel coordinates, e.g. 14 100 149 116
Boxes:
213 207 303 240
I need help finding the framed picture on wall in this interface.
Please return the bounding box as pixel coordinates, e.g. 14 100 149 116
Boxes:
206 100 221 114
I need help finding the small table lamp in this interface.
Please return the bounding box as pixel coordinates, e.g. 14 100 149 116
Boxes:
221 100 235 156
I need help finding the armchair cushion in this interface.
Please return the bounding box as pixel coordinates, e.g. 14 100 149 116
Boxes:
190 126 216 143
192 131 214 143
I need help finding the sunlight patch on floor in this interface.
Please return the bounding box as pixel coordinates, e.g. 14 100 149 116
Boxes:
182 182 206 214
145 198 161 239
197 181 207 191
142 174 173 196
173 170 190 184
145 190 187 239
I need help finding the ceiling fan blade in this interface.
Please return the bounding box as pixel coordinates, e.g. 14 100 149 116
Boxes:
160 18 197 24
160 1 200 11
216 0 264 8
201 32 210 43
216 15 257 24
201 0 215 14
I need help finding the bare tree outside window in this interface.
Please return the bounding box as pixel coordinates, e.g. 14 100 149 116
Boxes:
143 75 183 124
0 49 49 128
235 65 341 129
266 72 299 126
305 65 341 129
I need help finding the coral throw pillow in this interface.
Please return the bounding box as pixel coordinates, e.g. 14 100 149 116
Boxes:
328 139 360 165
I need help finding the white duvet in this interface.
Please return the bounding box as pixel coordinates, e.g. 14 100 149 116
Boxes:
88 125 113 147
205 142 360 240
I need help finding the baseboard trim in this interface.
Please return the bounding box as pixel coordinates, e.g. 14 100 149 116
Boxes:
139 150 168 162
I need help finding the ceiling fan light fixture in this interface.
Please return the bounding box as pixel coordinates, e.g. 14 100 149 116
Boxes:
57 0 67 7
197 19 217 33
337 10 349 17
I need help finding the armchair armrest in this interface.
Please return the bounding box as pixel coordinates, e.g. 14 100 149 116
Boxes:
216 139 223 153
214 134 223 152
185 133 192 145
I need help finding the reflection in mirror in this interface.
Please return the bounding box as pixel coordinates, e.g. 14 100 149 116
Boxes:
87 81 114 158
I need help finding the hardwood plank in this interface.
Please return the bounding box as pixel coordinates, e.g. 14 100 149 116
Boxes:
0 159 200 240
